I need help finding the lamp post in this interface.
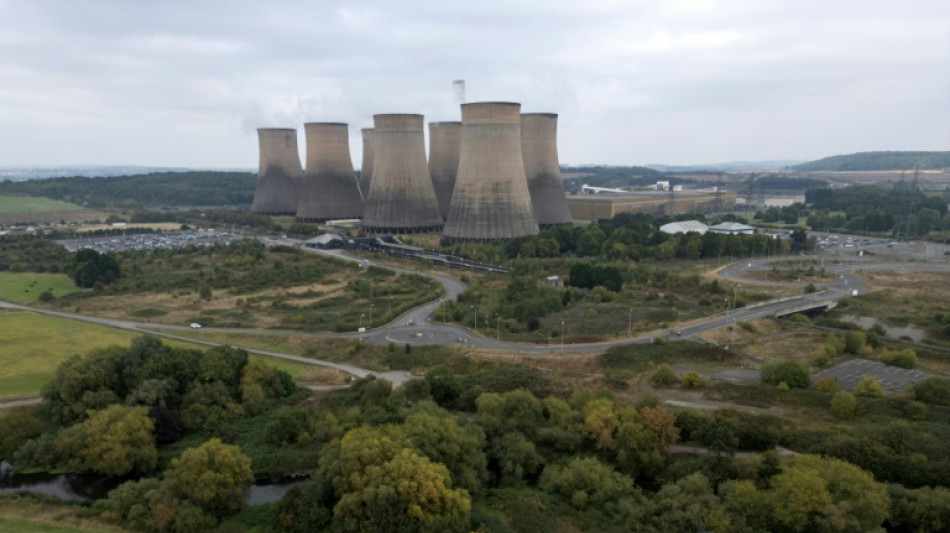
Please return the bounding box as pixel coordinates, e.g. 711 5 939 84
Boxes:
495 313 501 341
560 321 565 353
369 304 374 328
628 308 633 337
359 313 364 329
440 298 445 323
471 305 477 333
732 284 740 346
388 296 393 319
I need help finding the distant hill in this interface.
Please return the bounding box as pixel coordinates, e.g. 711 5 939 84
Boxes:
792 151 950 172
0 171 256 209
646 160 805 172
0 165 251 182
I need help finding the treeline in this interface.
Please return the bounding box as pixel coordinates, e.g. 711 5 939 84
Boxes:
0 171 256 208
793 151 950 171
3 338 950 532
749 175 829 190
560 165 678 192
441 213 802 265
802 185 948 234
0 234 71 272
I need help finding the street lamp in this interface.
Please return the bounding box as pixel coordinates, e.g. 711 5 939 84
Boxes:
369 304 374 328
732 284 741 346
388 296 393 319
495 313 501 341
471 304 477 333
628 308 633 337
560 321 565 353
359 313 364 329
440 298 445 323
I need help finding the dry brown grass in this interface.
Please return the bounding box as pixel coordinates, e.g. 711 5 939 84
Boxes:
0 495 131 532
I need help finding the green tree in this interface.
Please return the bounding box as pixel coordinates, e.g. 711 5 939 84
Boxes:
760 359 811 389
401 410 488 494
650 364 679 387
425 365 461 408
830 391 857 420
163 438 253 518
0 410 44 458
539 456 635 509
58 405 157 476
914 377 950 405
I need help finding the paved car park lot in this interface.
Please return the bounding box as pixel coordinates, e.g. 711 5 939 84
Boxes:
813 358 930 393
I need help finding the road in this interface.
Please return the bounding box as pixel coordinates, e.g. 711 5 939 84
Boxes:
4 239 950 382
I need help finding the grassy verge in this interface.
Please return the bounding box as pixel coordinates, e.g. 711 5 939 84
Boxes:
0 495 128 533
0 273 80 304
0 196 84 214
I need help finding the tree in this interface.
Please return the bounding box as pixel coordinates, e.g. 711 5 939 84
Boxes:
401 411 488 494
163 438 253 518
855 376 885 398
830 391 857 420
59 405 157 476
650 364 679 387
274 476 334 533
425 365 461 408
760 359 811 389
914 377 950 405
323 427 471 533
539 456 635 509
0 410 44 458
696 418 739 459
489 431 544 487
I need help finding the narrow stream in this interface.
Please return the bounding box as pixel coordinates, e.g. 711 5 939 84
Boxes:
0 461 299 505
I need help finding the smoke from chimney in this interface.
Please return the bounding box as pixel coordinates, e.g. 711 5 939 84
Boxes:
453 80 465 104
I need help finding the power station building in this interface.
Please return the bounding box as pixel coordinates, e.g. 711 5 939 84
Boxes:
251 128 302 216
359 128 374 195
521 113 571 227
295 123 365 222
443 102 539 242
361 114 443 233
428 121 461 219
567 189 737 220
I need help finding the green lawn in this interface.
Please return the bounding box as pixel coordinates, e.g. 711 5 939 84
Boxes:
0 272 81 304
0 518 97 533
0 195 84 214
0 312 327 397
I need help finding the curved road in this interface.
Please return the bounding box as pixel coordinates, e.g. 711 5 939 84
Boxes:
4 241 950 382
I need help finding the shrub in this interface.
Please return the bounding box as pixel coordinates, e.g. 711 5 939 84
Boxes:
903 400 929 421
854 376 885 398
913 377 950 406
881 348 917 369
815 376 839 393
760 359 811 389
681 372 703 389
650 364 679 387
830 391 857 420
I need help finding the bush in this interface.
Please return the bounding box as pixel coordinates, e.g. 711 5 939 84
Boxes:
830 391 857 420
650 364 679 387
681 372 703 389
881 348 917 369
760 359 811 389
903 400 929 421
854 376 885 398
913 377 950 406
815 376 839 393
539 456 634 509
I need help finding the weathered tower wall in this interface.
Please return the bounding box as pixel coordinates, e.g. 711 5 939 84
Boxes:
521 113 572 227
296 123 364 222
427 121 461 219
361 114 443 233
251 128 302 216
443 102 539 241
359 128 374 197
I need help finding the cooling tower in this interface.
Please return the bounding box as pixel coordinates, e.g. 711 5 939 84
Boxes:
295 123 364 222
443 102 539 242
359 128 374 195
428 121 461 219
361 114 443 233
251 128 302 215
521 113 572 227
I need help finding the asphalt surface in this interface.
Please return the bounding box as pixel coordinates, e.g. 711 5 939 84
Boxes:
4 236 950 382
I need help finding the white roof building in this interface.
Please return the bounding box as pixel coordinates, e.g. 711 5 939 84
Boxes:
659 220 708 235
707 222 756 235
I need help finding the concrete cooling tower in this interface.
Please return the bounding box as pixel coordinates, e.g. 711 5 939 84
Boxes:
295 123 365 222
359 128 374 196
443 102 539 242
251 128 302 215
361 114 443 233
521 113 572 227
428 121 461 219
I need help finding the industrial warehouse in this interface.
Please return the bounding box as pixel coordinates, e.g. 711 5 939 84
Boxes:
250 100 732 241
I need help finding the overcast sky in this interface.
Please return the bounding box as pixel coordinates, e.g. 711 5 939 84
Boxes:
1 0 947 168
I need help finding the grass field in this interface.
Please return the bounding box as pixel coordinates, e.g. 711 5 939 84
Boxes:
0 312 329 397
0 196 84 214
0 495 129 533
0 272 81 304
